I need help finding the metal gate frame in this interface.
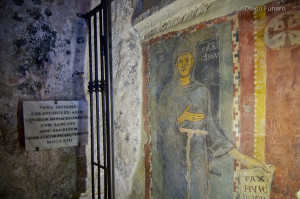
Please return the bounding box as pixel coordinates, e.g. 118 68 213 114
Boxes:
78 0 114 198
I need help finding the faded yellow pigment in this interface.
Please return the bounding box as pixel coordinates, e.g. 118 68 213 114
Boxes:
254 7 267 163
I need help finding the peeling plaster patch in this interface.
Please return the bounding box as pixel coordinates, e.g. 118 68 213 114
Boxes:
34 81 42 90
44 8 52 17
12 13 23 21
12 0 24 6
72 71 84 77
0 132 4 146
17 81 37 96
27 8 42 20
26 23 38 35
0 114 13 125
76 36 85 44
14 38 27 49
17 64 29 78
32 0 42 5
24 22 57 69
44 0 54 4
12 5 57 97
129 42 136 50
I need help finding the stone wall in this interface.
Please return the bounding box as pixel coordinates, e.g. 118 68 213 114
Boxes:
0 0 92 198
0 0 142 198
111 0 142 198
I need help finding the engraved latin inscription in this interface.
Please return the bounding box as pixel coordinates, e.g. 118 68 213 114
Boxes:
23 101 89 151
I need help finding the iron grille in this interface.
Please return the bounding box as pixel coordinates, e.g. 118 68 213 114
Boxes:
78 1 114 198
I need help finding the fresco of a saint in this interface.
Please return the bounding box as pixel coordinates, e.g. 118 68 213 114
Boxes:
156 35 269 199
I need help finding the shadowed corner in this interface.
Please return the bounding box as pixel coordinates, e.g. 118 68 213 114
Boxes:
71 146 87 199
17 100 25 148
72 0 91 197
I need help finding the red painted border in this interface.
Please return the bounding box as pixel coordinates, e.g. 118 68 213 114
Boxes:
239 11 255 159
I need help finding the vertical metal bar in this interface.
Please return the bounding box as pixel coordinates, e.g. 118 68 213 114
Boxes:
109 2 115 197
99 6 108 199
99 9 105 91
81 2 114 198
88 17 95 199
103 4 110 199
103 0 115 198
93 12 102 199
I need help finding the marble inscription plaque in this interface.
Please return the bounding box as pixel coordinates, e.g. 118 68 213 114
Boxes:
23 101 89 151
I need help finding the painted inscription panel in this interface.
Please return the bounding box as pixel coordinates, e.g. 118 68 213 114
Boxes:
239 165 275 199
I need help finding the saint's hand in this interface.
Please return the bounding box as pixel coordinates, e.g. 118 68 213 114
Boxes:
177 105 205 125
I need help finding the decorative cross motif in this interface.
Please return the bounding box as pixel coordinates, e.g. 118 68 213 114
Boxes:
265 11 300 50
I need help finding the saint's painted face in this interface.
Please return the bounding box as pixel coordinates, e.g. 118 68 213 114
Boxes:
176 52 195 78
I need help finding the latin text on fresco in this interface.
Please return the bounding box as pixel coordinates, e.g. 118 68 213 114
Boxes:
239 166 275 199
